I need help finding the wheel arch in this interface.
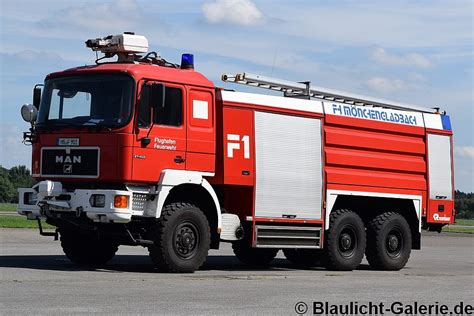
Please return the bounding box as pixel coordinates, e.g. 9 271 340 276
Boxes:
156 170 222 249
326 190 421 250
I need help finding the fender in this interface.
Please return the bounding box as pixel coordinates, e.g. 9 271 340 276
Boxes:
154 169 222 230
325 190 422 232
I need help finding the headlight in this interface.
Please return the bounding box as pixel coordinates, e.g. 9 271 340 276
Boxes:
23 192 37 205
89 194 106 208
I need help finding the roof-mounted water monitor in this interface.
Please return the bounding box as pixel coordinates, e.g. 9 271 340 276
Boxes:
84 32 189 69
85 32 149 62
85 32 149 54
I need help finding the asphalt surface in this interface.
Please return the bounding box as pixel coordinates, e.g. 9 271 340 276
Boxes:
0 229 473 315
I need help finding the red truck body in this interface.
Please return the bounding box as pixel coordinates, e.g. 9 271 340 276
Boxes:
18 34 454 272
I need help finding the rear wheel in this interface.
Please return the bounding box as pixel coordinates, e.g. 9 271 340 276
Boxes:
283 249 323 267
148 203 210 273
323 209 366 271
233 240 278 266
60 229 118 265
365 212 412 270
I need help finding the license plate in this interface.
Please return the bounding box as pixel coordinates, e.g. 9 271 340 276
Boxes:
57 138 80 146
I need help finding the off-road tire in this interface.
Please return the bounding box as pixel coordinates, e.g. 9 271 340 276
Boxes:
232 241 278 266
365 212 412 270
323 209 366 271
232 240 278 266
60 229 118 265
283 249 323 267
148 203 210 273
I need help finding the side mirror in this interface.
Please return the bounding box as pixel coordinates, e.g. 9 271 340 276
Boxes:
33 86 42 109
21 104 38 123
149 83 165 109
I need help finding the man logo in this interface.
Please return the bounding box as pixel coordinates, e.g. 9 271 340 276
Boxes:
56 155 81 164
63 164 72 174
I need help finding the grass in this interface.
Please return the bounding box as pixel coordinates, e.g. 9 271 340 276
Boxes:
443 218 474 234
453 219 474 226
0 203 54 229
442 227 474 234
0 203 17 212
0 216 54 229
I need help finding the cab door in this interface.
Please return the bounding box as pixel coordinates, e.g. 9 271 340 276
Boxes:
132 81 187 182
185 87 215 173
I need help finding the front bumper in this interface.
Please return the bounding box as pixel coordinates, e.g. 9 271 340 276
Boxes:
18 183 139 223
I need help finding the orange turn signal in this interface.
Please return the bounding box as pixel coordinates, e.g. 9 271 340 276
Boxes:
114 195 129 208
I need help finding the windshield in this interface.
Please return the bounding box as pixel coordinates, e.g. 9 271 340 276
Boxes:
37 73 134 128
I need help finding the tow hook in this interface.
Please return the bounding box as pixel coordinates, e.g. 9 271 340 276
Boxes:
75 206 83 218
36 219 58 240
125 228 154 246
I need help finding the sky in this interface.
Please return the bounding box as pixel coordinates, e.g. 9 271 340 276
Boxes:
0 0 473 191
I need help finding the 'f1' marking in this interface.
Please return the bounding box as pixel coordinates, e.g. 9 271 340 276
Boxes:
227 134 250 159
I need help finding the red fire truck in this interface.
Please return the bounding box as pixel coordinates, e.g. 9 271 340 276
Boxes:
18 33 455 272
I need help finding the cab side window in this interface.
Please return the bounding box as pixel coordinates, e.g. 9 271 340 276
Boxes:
155 87 182 126
138 85 151 128
138 85 182 128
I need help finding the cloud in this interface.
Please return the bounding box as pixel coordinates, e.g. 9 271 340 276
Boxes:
35 0 144 35
455 146 474 159
366 77 408 93
267 2 472 48
12 50 63 62
202 0 264 26
0 50 72 80
407 72 426 82
371 48 433 68
0 124 31 169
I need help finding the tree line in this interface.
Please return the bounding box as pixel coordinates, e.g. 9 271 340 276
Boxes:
455 190 474 219
0 165 473 218
0 165 36 203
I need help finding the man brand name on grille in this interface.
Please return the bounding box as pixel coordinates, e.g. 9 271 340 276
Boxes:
55 155 82 164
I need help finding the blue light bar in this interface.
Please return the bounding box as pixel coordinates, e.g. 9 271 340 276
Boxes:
441 114 452 131
181 53 194 69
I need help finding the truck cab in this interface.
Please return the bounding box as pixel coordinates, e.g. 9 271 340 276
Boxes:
18 34 228 272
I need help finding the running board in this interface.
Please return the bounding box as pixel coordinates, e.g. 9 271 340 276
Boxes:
255 225 322 249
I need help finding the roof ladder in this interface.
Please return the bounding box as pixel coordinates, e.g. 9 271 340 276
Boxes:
221 72 439 114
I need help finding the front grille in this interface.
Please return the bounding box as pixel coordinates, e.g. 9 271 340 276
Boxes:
41 148 99 177
132 193 148 212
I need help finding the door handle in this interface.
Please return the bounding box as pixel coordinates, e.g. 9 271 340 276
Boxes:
174 156 185 164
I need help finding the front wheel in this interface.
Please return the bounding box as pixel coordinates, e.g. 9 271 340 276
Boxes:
365 212 412 270
323 209 366 271
148 203 210 273
60 229 118 265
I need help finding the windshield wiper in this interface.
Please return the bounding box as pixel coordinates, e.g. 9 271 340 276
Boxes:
81 118 103 126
